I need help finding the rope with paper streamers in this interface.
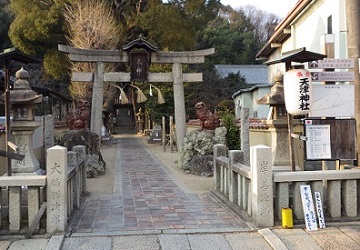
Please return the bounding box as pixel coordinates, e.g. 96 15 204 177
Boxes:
111 83 165 104
149 84 165 104
130 84 147 103
110 84 129 104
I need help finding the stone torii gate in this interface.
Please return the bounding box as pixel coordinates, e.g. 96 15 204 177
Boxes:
58 40 214 151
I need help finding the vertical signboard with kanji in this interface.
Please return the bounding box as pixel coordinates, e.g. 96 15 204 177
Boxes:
130 52 149 82
300 185 318 231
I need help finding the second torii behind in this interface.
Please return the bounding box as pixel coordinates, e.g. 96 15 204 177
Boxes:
58 39 214 153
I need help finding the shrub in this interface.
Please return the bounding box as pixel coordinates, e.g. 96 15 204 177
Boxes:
220 110 241 150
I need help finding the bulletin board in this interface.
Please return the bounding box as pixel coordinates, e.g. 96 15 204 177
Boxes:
304 118 356 160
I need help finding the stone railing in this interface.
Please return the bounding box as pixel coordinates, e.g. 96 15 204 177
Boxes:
213 144 360 228
273 169 360 222
0 145 86 236
0 175 47 233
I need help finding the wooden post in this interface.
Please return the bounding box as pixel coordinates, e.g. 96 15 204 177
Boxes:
162 116 166 151
170 116 174 152
4 60 11 176
285 61 296 172
346 0 360 164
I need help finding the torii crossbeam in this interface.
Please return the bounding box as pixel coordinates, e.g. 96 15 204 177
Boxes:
58 44 214 153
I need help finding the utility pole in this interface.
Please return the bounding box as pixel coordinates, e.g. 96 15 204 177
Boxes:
346 0 360 164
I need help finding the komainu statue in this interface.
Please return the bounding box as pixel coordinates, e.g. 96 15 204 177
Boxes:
195 102 220 130
66 100 91 130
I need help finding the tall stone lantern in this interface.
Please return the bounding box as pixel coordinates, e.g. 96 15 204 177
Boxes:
0 67 43 174
257 72 290 167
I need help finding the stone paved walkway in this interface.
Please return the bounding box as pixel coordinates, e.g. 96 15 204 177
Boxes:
69 137 249 234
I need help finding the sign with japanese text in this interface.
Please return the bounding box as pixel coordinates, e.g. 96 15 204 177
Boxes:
308 59 354 69
304 119 356 160
305 122 331 159
310 71 354 82
314 192 326 229
300 185 318 231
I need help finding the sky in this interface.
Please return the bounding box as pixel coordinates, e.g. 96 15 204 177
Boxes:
220 0 298 18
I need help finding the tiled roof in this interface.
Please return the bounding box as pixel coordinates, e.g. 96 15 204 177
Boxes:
214 64 268 85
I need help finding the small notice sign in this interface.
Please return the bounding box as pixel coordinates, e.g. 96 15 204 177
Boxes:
311 71 355 82
300 185 318 231
305 123 331 159
308 58 354 69
314 192 326 229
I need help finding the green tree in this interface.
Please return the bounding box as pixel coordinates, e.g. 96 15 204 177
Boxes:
0 0 13 50
197 7 262 65
138 1 197 50
8 0 69 79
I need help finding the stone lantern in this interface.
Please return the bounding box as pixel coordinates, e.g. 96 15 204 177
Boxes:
257 72 290 167
0 67 43 174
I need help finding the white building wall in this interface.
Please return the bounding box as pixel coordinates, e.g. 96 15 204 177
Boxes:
233 86 271 119
252 87 271 119
283 0 347 60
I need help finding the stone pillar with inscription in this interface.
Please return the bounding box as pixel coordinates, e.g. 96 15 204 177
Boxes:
46 145 67 233
251 145 274 227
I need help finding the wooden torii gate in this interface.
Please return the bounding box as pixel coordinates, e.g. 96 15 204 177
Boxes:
58 42 214 152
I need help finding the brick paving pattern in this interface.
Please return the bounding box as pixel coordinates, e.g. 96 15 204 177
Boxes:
69 137 247 233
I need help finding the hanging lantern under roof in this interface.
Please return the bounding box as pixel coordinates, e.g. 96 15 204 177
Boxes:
284 67 312 116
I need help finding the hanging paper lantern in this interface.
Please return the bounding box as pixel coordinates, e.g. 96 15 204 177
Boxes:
284 68 312 116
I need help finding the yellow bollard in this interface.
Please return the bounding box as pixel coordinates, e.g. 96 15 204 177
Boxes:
282 208 293 228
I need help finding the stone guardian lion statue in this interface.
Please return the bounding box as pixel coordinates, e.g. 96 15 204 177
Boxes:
195 102 220 130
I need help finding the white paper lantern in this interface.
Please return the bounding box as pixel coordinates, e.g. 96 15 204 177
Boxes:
284 68 312 116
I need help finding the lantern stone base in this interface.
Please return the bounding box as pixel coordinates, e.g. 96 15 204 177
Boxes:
11 130 40 174
265 119 291 167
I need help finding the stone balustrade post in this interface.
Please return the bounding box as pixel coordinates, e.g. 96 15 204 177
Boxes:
250 145 274 227
67 151 77 166
72 145 87 193
46 145 67 233
228 150 243 203
213 144 227 191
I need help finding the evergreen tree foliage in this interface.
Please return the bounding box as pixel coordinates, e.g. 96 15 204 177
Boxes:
2 0 281 118
8 0 69 79
0 0 13 50
220 110 241 150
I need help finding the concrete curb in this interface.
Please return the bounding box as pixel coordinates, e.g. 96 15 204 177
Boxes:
71 228 250 238
258 228 288 250
46 234 65 250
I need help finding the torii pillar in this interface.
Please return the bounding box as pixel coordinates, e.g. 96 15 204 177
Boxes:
172 63 186 150
58 40 214 153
